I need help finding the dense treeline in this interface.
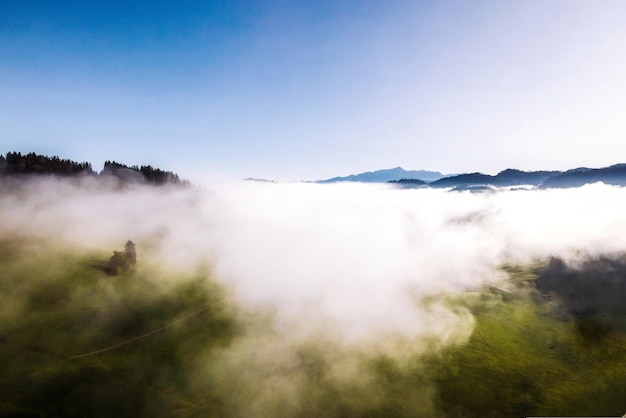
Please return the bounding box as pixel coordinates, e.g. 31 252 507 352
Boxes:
0 152 188 186
0 152 94 176
101 160 187 186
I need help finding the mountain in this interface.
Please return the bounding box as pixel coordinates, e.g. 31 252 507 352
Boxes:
318 167 445 183
318 164 626 189
541 164 626 188
429 172 498 188
429 169 562 189
427 165 626 189
494 169 562 185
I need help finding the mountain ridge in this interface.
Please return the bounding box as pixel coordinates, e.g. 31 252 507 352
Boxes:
317 164 626 189
317 167 445 183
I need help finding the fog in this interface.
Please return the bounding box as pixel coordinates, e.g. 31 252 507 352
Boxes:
3 179 626 341
1 177 625 416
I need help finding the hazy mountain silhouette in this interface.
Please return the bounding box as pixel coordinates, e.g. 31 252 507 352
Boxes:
541 164 626 188
429 169 561 189
322 164 626 190
318 167 445 183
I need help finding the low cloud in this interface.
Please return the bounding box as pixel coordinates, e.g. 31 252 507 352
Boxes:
2 178 626 345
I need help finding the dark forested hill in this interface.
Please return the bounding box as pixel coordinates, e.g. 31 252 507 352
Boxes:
387 178 428 189
429 169 562 189
0 152 94 176
0 152 189 186
541 164 626 188
101 160 188 186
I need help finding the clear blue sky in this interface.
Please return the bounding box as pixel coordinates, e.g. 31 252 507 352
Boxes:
2 1 626 181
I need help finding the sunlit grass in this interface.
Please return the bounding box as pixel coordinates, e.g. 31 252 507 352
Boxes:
427 277 626 418
0 238 240 417
0 237 624 417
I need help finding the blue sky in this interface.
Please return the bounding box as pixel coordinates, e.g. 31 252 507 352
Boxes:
2 1 626 181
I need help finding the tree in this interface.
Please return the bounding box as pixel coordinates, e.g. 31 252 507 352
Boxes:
106 240 137 275
124 240 137 266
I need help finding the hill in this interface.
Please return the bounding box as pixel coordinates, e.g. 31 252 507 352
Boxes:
429 169 562 189
541 164 626 188
387 178 428 189
0 152 189 186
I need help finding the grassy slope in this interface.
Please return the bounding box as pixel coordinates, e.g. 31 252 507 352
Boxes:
287 270 626 418
429 288 626 417
305 287 626 418
0 237 624 417
0 237 239 417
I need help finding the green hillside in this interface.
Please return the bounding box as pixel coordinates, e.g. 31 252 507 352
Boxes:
1 236 624 417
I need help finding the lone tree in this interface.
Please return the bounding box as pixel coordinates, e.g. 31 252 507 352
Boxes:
124 240 137 265
106 240 137 275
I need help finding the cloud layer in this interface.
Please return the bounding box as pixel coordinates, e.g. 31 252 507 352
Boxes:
2 178 626 346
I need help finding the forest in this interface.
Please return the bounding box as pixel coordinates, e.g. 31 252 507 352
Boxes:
0 152 188 186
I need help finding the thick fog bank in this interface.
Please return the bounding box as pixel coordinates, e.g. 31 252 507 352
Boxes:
2 178 626 345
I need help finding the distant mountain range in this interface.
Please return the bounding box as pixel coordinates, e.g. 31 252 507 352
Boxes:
428 169 562 189
541 164 626 188
318 164 626 189
318 167 445 183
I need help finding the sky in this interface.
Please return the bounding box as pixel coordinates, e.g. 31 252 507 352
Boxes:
1 0 626 182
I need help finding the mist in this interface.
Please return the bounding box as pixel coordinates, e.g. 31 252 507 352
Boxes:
1 177 625 417
3 179 625 333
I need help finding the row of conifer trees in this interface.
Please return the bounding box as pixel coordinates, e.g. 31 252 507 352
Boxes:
0 151 188 186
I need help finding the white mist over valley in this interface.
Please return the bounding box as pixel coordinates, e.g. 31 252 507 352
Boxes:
3 179 625 340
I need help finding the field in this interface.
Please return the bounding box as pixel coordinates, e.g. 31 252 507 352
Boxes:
1 233 624 417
